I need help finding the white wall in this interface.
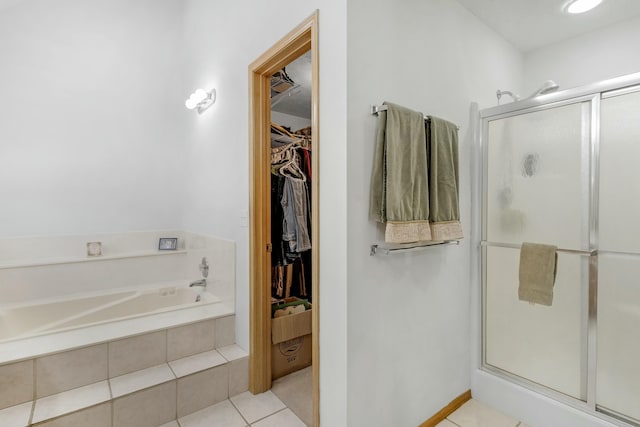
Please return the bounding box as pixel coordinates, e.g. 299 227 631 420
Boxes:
346 0 522 425
524 15 640 93
0 0 187 238
180 1 349 425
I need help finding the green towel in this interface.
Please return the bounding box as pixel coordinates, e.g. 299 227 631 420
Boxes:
518 243 558 306
369 102 431 243
427 116 463 240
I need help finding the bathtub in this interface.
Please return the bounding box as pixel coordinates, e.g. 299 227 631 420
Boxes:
0 282 233 364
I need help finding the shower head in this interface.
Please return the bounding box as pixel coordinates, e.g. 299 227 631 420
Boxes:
496 80 559 105
528 80 559 98
496 89 520 104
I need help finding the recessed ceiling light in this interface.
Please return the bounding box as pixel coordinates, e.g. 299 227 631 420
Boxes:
565 0 603 14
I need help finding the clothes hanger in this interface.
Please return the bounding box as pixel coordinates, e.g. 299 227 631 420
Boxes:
277 151 306 182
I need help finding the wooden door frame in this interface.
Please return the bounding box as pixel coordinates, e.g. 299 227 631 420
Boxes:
248 11 319 427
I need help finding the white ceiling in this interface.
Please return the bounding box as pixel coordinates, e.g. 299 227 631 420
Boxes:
271 51 312 119
456 0 640 52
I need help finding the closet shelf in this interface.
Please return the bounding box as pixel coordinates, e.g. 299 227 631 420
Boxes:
370 240 460 256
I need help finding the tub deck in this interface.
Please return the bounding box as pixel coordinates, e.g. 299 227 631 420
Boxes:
0 283 232 364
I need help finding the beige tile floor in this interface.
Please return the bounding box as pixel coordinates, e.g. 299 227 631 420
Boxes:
437 399 531 427
172 367 311 427
271 366 312 426
174 373 526 427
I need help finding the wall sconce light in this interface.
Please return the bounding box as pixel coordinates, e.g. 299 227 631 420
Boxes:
564 0 603 14
185 88 216 114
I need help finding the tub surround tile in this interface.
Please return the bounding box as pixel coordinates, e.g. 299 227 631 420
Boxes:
218 344 248 362
0 401 33 427
230 391 286 424
32 381 110 423
36 344 108 398
169 349 226 378
32 402 111 427
113 381 176 427
109 330 166 377
228 357 249 397
109 364 175 398
1 315 244 425
178 400 246 427
215 315 235 348
436 420 458 427
177 365 229 418
167 319 216 361
251 408 306 427
448 399 520 427
0 359 34 410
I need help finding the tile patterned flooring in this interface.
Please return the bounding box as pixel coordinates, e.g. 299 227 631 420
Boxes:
172 373 530 427
437 399 531 427
173 377 530 427
171 390 306 427
271 366 313 426
166 366 311 427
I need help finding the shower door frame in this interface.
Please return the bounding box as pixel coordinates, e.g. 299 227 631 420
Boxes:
474 72 640 427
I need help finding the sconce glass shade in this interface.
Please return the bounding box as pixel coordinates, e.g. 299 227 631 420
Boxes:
565 0 603 14
185 98 198 109
185 88 216 114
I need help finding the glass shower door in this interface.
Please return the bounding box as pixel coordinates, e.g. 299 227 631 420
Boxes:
483 101 592 400
597 88 640 423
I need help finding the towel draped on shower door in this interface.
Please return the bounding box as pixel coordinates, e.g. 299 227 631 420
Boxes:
369 102 463 243
518 242 558 306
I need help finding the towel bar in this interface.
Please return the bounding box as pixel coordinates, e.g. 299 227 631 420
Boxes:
370 240 460 256
480 241 597 256
370 104 460 130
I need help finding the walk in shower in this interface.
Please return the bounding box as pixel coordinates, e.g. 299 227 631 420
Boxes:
477 72 640 427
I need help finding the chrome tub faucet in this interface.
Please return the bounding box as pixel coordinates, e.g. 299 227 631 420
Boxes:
190 257 209 290
189 278 207 289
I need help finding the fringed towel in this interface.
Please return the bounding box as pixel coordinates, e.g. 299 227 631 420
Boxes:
427 116 463 240
518 242 558 306
370 102 431 243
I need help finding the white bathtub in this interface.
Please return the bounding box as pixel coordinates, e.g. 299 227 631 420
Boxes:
0 283 232 364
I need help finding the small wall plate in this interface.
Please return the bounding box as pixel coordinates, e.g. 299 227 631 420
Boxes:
87 241 102 257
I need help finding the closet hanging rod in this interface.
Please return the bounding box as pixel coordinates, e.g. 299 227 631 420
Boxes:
370 104 460 130
370 240 460 256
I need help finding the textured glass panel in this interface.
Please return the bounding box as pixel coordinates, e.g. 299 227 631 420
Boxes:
597 255 640 422
600 90 640 253
486 103 587 249
485 246 586 400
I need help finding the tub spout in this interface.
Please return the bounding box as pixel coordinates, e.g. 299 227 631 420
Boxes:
189 279 207 289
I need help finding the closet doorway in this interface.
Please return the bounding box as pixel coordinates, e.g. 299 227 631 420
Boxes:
248 12 319 427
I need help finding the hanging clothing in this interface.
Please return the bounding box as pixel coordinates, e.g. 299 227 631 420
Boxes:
281 176 311 253
271 173 288 266
270 124 313 302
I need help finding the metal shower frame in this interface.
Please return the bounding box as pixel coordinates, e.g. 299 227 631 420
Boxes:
474 72 640 427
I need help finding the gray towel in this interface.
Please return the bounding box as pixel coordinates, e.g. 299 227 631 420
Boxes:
518 242 558 306
427 116 463 241
369 102 431 243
